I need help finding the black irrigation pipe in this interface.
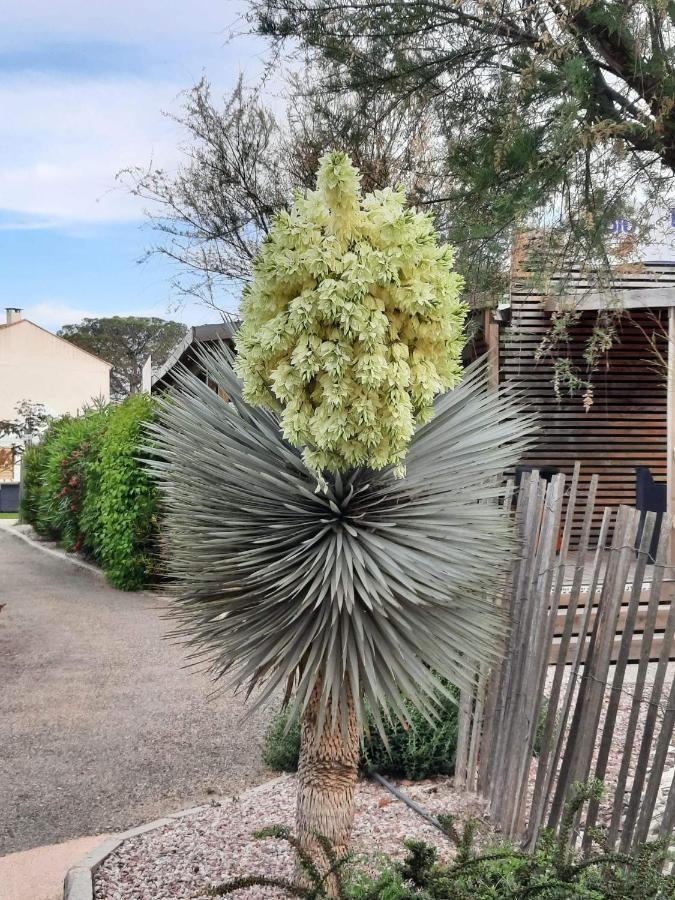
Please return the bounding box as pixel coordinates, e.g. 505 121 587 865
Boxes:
366 769 450 838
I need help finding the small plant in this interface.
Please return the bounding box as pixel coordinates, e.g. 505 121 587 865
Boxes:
205 826 352 898
263 710 303 772
213 784 675 899
19 443 46 525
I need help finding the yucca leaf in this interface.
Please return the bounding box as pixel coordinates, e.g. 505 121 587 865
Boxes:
146 344 534 733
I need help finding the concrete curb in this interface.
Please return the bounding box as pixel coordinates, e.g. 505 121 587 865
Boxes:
0 520 105 578
63 775 290 900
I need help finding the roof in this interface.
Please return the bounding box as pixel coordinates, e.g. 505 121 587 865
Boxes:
0 318 113 369
152 320 239 388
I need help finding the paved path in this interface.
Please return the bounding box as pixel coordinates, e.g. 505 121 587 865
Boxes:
0 527 271 856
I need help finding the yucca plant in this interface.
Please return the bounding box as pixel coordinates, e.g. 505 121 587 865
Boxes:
147 153 532 890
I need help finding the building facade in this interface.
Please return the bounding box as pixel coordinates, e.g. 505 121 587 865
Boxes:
0 308 112 481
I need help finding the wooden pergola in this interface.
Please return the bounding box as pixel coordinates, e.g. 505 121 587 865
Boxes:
488 283 675 559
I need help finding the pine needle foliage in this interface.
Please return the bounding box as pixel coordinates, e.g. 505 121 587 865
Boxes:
234 152 467 475
147 343 532 735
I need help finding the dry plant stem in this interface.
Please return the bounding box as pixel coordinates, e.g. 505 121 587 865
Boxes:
297 679 359 894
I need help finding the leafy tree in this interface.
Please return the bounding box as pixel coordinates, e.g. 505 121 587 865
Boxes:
250 0 675 393
123 75 450 315
0 400 50 455
58 316 187 400
148 154 532 888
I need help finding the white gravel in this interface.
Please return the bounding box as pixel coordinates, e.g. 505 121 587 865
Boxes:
94 668 675 899
93 775 489 899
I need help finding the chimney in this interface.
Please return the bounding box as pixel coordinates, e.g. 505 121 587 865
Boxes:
5 308 22 325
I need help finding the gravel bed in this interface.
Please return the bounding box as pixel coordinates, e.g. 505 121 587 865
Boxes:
94 775 489 899
94 668 675 898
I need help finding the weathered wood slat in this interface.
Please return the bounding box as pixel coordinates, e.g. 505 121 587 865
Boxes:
476 465 675 852
501 263 667 549
608 518 673 846
582 512 657 849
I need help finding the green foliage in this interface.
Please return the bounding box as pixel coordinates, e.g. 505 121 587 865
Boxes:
235 151 466 475
263 710 303 772
36 411 107 550
265 687 553 781
217 785 673 899
93 394 158 590
347 783 675 899
264 689 458 781
207 825 352 897
18 395 158 590
362 696 459 782
533 696 549 758
19 444 46 525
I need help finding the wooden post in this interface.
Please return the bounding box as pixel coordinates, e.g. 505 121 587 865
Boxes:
484 308 499 391
667 306 675 565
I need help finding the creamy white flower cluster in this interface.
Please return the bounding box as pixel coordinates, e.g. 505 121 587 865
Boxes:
235 152 467 474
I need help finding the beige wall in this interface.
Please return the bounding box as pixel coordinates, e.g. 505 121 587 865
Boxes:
0 320 111 421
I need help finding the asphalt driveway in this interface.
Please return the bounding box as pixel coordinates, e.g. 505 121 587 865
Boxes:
0 527 271 855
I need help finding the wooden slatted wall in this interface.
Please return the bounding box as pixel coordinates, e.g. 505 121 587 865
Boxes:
501 260 674 543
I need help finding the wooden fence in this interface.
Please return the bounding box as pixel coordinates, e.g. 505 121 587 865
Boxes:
455 464 675 851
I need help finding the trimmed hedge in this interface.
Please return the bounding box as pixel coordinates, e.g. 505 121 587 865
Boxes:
19 395 158 590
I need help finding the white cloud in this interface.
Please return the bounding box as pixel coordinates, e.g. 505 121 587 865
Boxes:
22 300 95 331
0 1 269 226
0 74 186 224
1 1 248 52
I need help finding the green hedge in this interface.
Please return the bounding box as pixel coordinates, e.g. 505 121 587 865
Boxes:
19 395 158 590
264 687 459 781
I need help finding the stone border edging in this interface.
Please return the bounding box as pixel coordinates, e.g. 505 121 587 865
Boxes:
63 775 291 900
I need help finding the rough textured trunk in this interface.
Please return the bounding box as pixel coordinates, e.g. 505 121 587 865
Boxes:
296 680 359 895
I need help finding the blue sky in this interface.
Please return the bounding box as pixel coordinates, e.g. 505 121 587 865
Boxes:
1 1 268 331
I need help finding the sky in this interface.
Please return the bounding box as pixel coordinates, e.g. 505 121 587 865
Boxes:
1 1 270 332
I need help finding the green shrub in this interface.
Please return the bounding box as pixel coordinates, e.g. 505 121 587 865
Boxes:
34 411 107 549
17 395 158 591
19 443 46 525
263 710 302 772
264 687 459 781
92 394 158 590
362 698 459 781
344 784 675 899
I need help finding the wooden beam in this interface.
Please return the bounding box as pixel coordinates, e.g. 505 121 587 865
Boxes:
484 309 500 390
668 306 675 565
544 286 675 312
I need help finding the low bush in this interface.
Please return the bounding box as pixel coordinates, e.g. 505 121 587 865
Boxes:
265 690 549 782
264 686 459 781
19 396 158 590
19 443 45 526
92 394 158 590
263 710 302 773
35 410 107 549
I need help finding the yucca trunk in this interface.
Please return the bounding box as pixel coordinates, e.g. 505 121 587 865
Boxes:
296 680 359 893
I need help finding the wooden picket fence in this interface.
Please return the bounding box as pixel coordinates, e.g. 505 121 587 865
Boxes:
455 464 675 851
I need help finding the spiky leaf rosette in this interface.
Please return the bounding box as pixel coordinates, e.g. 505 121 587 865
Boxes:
147 345 532 733
234 151 467 474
